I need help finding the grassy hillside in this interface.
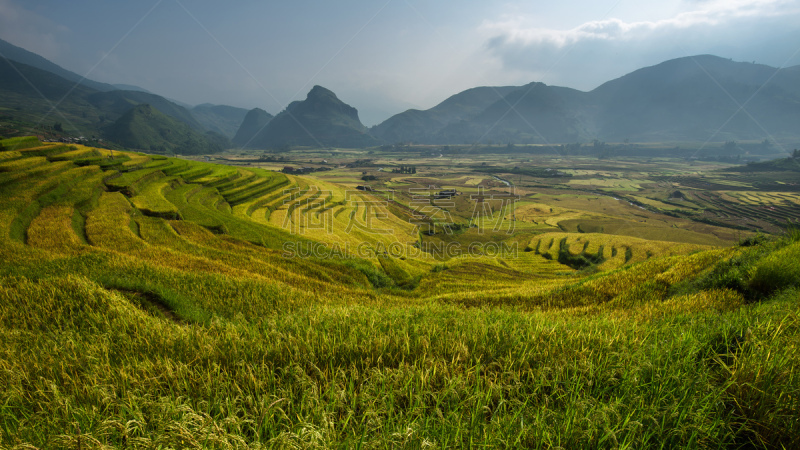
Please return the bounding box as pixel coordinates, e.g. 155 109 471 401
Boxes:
104 104 228 155
87 90 204 131
1 138 798 448
0 58 105 137
0 57 226 153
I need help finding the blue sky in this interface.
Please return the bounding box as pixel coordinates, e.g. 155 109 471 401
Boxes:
1 0 800 125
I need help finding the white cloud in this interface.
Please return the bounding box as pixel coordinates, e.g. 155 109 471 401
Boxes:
483 0 796 48
479 0 800 91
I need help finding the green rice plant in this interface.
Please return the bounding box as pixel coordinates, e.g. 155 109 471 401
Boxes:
748 241 800 297
26 205 87 254
84 191 148 252
680 236 798 300
0 135 40 150
103 167 165 195
179 165 215 181
785 220 800 242
0 155 47 172
378 255 418 289
160 159 192 176
732 290 800 447
20 144 73 157
6 164 100 243
191 166 240 185
163 182 226 232
1 256 799 448
0 150 21 161
46 145 99 162
143 158 173 169
130 178 181 219
213 171 258 192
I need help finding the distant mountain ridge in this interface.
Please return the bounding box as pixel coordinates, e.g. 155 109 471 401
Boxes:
4 36 800 149
0 57 226 153
0 37 118 93
585 55 800 142
245 86 378 149
0 37 243 152
370 86 519 143
372 55 800 145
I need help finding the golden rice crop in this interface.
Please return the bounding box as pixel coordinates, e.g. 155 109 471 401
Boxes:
85 192 149 252
627 288 745 322
26 206 86 254
130 178 180 217
122 152 154 167
0 155 47 172
0 150 22 160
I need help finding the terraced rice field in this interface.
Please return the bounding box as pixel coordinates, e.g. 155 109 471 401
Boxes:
692 190 800 227
526 232 711 271
3 139 799 448
568 178 649 192
4 140 722 297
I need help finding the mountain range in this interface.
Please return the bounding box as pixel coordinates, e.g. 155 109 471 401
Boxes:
0 37 119 93
0 38 239 153
2 35 800 151
371 55 800 145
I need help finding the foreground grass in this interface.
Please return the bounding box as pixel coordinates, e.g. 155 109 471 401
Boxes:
1 245 798 448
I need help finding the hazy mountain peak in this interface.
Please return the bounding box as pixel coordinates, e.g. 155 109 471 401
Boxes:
307 85 337 100
232 108 273 147
247 86 377 149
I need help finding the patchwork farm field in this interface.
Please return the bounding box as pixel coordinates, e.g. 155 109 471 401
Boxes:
1 137 799 448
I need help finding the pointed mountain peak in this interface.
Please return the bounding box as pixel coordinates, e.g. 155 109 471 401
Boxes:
307 85 338 101
248 86 378 149
232 108 273 147
245 107 270 117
